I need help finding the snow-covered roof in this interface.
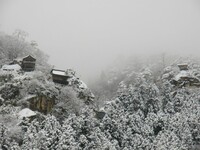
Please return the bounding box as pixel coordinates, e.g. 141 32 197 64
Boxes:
18 108 36 119
51 69 67 76
174 70 190 81
177 63 188 66
51 69 77 78
22 55 36 60
177 63 188 71
1 64 21 71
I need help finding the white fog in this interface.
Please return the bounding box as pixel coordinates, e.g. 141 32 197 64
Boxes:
1 0 200 81
1 1 200 150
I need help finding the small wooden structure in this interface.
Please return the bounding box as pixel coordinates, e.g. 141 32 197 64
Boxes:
170 64 200 87
51 69 70 85
178 64 188 71
171 76 200 88
21 55 36 71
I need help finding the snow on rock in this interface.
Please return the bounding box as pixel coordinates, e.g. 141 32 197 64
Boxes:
66 69 75 77
162 73 170 80
79 80 88 89
18 108 36 119
163 66 172 73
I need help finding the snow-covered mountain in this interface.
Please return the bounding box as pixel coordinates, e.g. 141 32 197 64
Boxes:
0 31 200 149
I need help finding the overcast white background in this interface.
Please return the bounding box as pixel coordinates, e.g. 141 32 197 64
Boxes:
1 0 200 81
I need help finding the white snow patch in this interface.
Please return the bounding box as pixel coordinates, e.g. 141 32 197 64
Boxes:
18 108 36 119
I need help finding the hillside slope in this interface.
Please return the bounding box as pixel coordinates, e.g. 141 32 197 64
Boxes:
0 31 200 149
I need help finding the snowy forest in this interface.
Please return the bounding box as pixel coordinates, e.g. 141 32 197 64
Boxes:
0 30 200 150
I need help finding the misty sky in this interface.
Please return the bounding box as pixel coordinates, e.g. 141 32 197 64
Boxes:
1 0 200 81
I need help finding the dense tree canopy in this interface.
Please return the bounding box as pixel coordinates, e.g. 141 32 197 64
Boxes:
0 31 200 149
